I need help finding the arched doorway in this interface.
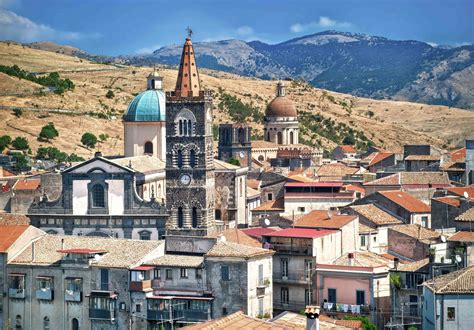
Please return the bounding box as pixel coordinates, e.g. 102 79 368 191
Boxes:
289 131 294 144
72 318 79 330
144 141 153 155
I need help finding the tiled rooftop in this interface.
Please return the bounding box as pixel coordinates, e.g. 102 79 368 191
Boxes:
316 163 359 178
111 155 165 173
396 258 429 272
144 255 204 268
332 251 392 268
424 266 474 294
432 196 461 208
450 147 466 162
389 224 440 244
13 179 41 191
364 172 450 186
264 228 337 239
362 152 394 166
456 208 474 222
404 155 440 161
241 227 277 239
359 223 376 234
252 198 284 212
0 224 30 252
251 140 280 149
350 204 403 226
217 228 262 248
446 186 474 199
295 210 357 229
379 190 431 213
205 241 273 258
0 213 30 225
338 145 356 153
448 231 474 242
247 179 261 190
183 311 285 329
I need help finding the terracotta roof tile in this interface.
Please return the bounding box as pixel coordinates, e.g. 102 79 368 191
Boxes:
396 258 429 272
0 225 30 252
271 311 359 329
13 179 41 191
316 163 359 178
247 186 260 198
343 184 365 195
450 147 466 162
446 186 474 199
404 155 440 161
251 140 280 149
332 251 392 268
241 227 277 239
205 241 273 258
183 311 284 329
379 191 431 213
456 208 474 222
218 228 262 248
264 228 337 239
247 179 261 190
0 213 30 225
350 204 402 226
338 145 356 153
364 172 450 186
295 210 357 229
1 167 16 177
359 223 376 234
144 255 204 268
362 152 394 166
389 224 440 244
448 231 474 242
432 196 461 208
252 198 284 212
424 266 474 294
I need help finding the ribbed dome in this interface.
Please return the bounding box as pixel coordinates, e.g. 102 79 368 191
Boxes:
123 90 165 122
265 96 297 118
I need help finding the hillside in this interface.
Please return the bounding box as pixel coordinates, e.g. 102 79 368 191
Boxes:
138 31 474 109
0 41 473 160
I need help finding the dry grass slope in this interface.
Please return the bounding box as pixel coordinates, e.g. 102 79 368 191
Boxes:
0 41 473 159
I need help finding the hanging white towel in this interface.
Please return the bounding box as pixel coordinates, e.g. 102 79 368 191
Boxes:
343 304 349 312
327 303 334 310
351 305 357 313
323 302 329 309
355 305 361 313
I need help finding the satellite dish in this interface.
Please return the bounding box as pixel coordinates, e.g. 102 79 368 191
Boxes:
464 191 470 199
220 236 227 242
441 235 447 243
455 255 462 263
264 218 270 227
94 254 101 261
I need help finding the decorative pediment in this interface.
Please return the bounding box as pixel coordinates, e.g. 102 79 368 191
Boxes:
65 158 134 175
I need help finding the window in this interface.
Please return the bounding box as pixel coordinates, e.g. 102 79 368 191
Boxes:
222 307 228 316
305 260 313 280
281 259 289 278
10 274 25 292
92 184 105 208
131 271 146 282
71 318 79 330
328 288 336 303
277 132 283 144
221 265 230 281
179 120 183 135
180 268 188 278
139 231 151 240
177 207 184 228
100 269 109 291
258 298 264 315
356 290 365 305
65 278 82 296
196 268 202 279
43 317 50 330
190 149 196 168
360 235 367 247
136 304 141 313
37 277 52 290
305 289 312 306
281 287 289 305
154 268 161 279
298 207 306 213
373 236 377 243
258 264 264 286
215 209 221 220
267 193 273 201
192 207 198 228
144 141 153 155
91 296 114 310
409 295 418 316
239 178 243 197
421 216 428 227
447 307 455 321
15 315 22 330
166 269 173 280
177 150 183 168
290 131 294 144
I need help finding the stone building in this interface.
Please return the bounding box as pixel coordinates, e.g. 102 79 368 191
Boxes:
217 123 252 168
123 69 166 162
28 154 168 240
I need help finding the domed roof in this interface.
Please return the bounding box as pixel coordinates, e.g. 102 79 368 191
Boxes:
265 96 297 118
123 89 165 122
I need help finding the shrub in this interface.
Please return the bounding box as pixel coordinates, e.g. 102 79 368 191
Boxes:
99 133 109 142
343 316 376 330
0 135 12 152
81 132 97 149
11 137 29 150
13 108 23 117
106 90 115 99
13 153 28 172
38 122 59 141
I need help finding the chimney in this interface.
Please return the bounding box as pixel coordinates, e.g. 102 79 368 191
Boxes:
305 305 320 330
348 252 354 266
394 257 400 270
61 238 65 250
94 151 102 158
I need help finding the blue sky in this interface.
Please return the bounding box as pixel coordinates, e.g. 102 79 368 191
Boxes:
0 0 472 55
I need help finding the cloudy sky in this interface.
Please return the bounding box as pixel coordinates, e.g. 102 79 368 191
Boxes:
0 0 472 55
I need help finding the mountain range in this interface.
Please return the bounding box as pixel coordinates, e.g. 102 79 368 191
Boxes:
125 31 473 109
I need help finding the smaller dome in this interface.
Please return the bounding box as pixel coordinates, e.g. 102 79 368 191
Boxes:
265 96 297 118
123 90 165 122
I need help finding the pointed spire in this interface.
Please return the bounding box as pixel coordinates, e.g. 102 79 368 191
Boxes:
174 33 201 97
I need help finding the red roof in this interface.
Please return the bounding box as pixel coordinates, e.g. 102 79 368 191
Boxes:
131 265 155 271
433 196 461 208
446 187 474 199
0 225 29 252
1 167 15 177
450 148 466 162
379 191 431 213
295 210 357 229
263 228 337 239
13 179 41 191
339 145 356 153
57 249 107 254
285 182 343 188
343 184 365 194
363 152 394 166
241 227 277 239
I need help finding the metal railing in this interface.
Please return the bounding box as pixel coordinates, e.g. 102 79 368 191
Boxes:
89 308 117 320
65 290 82 302
273 270 311 284
270 243 313 256
36 288 54 300
9 288 25 299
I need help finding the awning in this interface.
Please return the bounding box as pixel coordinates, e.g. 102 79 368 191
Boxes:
36 275 53 279
87 290 118 298
130 265 155 271
8 273 25 276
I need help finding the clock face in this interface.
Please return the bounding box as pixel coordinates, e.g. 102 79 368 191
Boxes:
239 151 245 159
179 174 192 186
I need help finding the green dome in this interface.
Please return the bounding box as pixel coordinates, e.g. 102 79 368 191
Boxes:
123 90 165 122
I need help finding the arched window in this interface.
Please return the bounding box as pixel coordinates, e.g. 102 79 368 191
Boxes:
92 184 105 208
289 131 294 144
151 79 155 89
177 207 184 228
266 132 270 141
192 207 198 228
238 128 245 144
183 119 188 136
43 317 50 330
190 149 196 168
144 141 153 155
177 150 183 168
215 209 222 220
188 121 192 136
179 120 183 135
15 315 22 330
277 132 283 144
139 230 151 241
72 318 79 330
175 109 196 136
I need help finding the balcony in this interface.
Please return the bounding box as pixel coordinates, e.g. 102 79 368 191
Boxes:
271 243 312 256
9 288 25 299
273 271 311 284
65 290 82 302
89 308 117 320
147 309 171 321
130 280 152 292
174 310 210 323
36 288 54 300
322 303 371 315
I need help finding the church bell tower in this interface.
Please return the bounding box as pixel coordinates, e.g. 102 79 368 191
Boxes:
165 35 216 237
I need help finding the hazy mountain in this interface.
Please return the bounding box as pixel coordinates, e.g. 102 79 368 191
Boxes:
130 31 474 108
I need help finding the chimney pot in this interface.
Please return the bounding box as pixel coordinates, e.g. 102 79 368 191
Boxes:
94 151 102 158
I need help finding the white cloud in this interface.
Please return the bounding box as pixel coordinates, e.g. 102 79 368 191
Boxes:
427 42 438 47
290 16 352 33
0 9 100 42
236 25 254 36
135 44 162 55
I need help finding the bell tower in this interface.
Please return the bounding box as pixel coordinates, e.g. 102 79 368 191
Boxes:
165 34 216 237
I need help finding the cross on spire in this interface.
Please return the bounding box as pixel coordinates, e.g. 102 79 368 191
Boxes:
186 26 193 38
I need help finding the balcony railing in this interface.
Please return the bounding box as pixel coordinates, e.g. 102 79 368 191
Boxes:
147 309 171 321
65 290 82 302
147 309 210 323
36 288 54 300
322 303 371 315
89 308 117 320
9 288 25 299
130 280 152 292
273 271 311 284
270 243 312 256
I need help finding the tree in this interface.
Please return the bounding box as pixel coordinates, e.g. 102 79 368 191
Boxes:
13 153 28 172
38 122 59 141
99 133 109 142
106 90 114 99
11 137 29 150
0 135 12 152
342 134 356 145
13 108 23 117
81 132 97 149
